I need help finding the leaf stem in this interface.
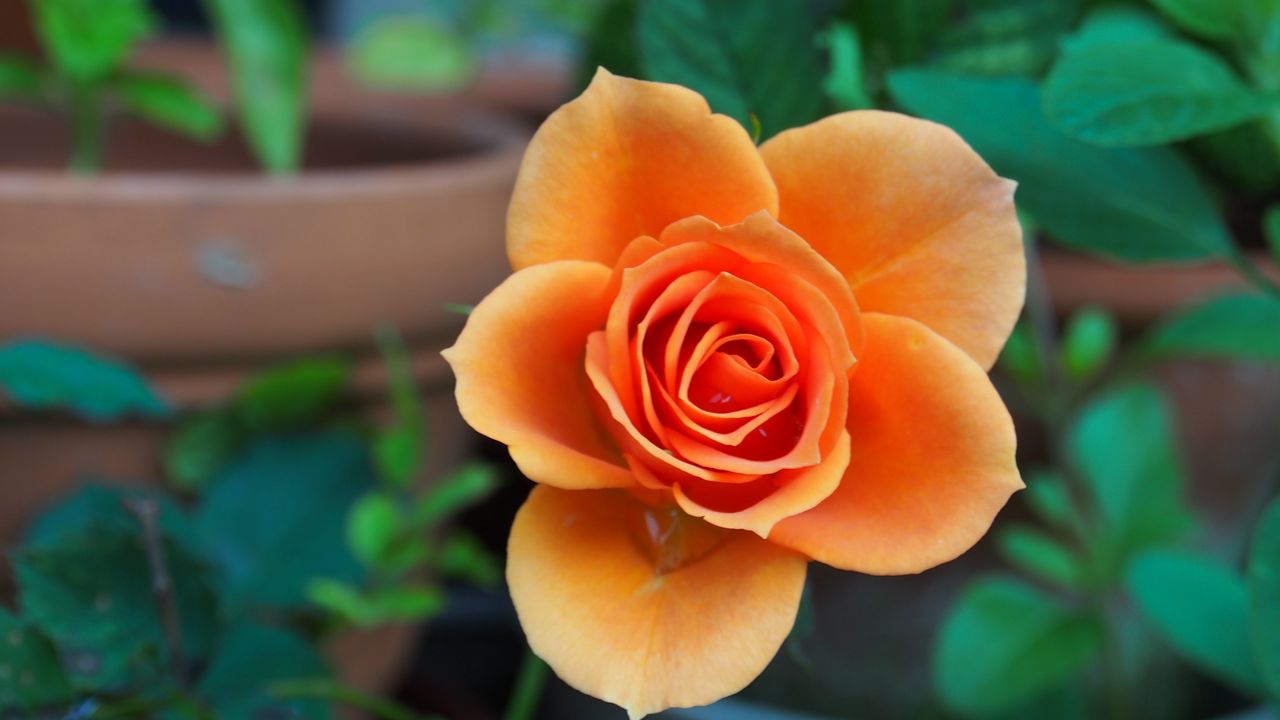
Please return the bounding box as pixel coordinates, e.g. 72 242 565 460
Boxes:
1226 248 1280 300
1091 594 1129 720
503 646 549 720
124 497 190 691
69 81 106 174
270 678 439 720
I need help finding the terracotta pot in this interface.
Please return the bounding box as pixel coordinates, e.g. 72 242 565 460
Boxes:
0 43 529 697
1040 247 1280 327
0 110 524 361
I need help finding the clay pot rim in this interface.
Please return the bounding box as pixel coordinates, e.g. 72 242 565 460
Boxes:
0 108 531 201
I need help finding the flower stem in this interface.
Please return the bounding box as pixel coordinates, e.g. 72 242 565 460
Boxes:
504 647 549 720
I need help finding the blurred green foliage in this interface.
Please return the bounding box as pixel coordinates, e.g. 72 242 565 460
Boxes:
0 340 170 422
2 0 223 171
0 329 499 718
349 16 474 92
638 0 824 139
204 0 309 174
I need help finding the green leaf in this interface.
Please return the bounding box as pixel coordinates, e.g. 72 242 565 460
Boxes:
0 53 44 100
0 610 74 711
1067 384 1194 563
197 623 332 720
1150 0 1242 40
115 71 225 142
362 585 445 624
26 484 205 559
29 0 153 82
1191 121 1280 197
577 0 640 87
349 17 475 92
374 429 420 490
888 70 1233 262
307 579 444 627
374 326 424 489
412 462 498 527
1248 498 1280 697
1022 469 1076 532
934 577 1102 718
196 432 375 611
163 409 245 492
1065 5 1172 48
435 530 500 588
0 339 169 422
204 0 308 173
1060 307 1117 380
1239 0 1280 76
997 526 1085 589
930 0 1080 77
15 529 218 691
347 493 401 568
306 578 365 623
233 355 352 432
1127 550 1265 696
1265 206 1280 267
1141 293 1280 361
998 320 1042 384
1044 37 1271 147
638 0 824 138
847 0 954 65
823 22 871 111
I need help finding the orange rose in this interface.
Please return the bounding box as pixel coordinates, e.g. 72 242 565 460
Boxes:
444 69 1024 718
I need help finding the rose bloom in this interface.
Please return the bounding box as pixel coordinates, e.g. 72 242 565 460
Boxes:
444 70 1024 718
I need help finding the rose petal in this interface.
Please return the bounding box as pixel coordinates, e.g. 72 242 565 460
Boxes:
508 485 806 718
443 261 633 489
769 313 1023 574
665 328 841 474
760 111 1023 369
673 429 852 537
507 69 778 271
659 213 863 361
587 331 757 485
632 270 718 445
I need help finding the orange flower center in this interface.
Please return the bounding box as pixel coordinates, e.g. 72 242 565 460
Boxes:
584 230 856 529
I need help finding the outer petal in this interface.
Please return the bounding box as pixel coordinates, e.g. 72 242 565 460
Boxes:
508 486 806 719
508 69 778 270
760 111 1024 369
442 261 633 489
769 313 1022 575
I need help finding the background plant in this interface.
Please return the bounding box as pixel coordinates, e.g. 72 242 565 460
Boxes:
0 0 307 174
0 333 499 719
